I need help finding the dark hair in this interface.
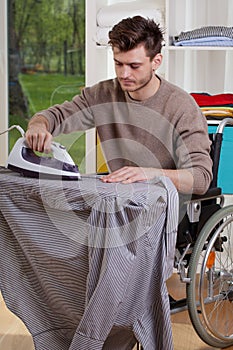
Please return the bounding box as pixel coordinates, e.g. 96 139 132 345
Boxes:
108 16 164 60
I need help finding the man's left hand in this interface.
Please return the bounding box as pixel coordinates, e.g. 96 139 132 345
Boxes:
101 166 161 184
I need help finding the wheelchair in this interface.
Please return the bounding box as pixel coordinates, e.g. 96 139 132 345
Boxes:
138 117 233 349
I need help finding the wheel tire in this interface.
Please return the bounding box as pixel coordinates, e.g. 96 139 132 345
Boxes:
187 205 233 348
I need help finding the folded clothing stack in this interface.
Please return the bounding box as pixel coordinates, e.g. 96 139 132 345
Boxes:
191 92 233 119
173 26 233 46
95 0 165 46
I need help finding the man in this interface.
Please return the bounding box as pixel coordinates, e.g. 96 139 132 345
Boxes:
26 16 212 195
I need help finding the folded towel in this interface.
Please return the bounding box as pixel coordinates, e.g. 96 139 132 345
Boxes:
191 93 233 107
201 107 233 119
97 0 164 28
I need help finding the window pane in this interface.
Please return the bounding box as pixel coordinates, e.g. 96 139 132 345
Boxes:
8 0 86 172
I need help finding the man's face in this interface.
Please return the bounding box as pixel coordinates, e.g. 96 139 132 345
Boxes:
113 44 155 93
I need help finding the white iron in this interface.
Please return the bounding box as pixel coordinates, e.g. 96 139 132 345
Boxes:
1 126 81 180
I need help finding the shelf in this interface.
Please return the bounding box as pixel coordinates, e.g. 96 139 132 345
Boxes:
166 46 233 51
207 120 223 125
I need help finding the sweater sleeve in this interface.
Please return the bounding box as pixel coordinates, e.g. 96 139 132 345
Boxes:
32 86 98 136
31 79 122 137
172 94 213 195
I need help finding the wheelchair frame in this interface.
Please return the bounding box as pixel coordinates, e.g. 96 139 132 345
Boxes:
138 117 233 349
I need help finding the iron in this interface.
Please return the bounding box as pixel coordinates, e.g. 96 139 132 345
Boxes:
1 125 81 180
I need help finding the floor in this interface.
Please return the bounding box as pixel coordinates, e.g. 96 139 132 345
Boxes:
1 274 233 349
167 274 233 350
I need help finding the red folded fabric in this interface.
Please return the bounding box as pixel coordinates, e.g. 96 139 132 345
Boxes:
191 93 233 107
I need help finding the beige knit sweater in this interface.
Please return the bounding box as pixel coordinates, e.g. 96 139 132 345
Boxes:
35 76 212 194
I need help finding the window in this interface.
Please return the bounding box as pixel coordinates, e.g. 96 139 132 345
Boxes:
7 0 86 172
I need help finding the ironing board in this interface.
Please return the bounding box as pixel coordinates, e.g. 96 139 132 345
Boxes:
0 168 178 350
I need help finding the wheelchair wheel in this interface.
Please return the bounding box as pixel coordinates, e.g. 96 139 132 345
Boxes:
187 205 233 348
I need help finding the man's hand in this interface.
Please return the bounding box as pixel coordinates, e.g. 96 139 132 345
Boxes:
101 166 161 184
25 115 52 153
101 166 194 194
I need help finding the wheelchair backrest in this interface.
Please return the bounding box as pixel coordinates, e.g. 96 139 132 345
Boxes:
209 132 223 188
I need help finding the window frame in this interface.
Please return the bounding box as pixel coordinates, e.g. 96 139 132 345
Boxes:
0 0 8 165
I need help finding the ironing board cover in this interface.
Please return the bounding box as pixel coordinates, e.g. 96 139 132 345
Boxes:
0 168 178 350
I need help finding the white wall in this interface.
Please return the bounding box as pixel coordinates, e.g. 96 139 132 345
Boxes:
0 0 8 166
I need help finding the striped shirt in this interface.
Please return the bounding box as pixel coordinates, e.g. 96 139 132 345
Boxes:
0 169 178 349
174 26 233 42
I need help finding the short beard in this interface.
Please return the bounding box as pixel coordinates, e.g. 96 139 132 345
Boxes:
120 71 154 93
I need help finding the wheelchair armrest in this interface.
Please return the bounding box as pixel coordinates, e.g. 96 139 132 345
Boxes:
177 187 224 247
180 187 224 208
191 187 222 201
